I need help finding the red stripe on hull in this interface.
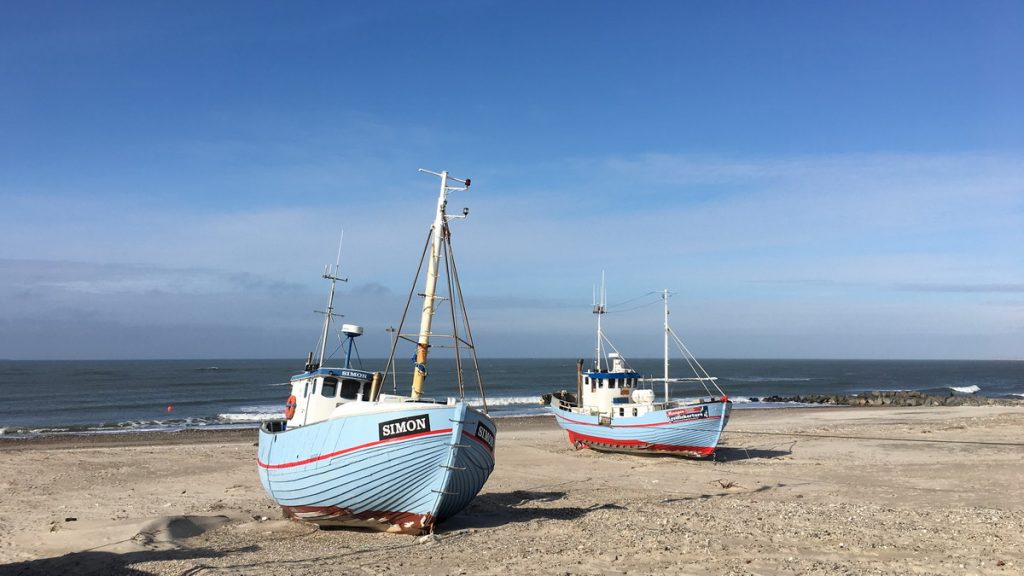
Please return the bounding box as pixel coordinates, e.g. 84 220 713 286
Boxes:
555 411 722 429
258 427 453 469
566 430 716 457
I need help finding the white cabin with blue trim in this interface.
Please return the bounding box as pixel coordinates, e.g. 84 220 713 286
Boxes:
580 353 659 418
286 367 382 428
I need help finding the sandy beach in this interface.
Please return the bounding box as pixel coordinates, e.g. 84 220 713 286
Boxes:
2 405 1022 575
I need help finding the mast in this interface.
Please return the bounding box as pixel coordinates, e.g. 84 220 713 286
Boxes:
662 289 670 402
593 273 606 371
386 326 397 392
411 169 471 400
316 232 347 369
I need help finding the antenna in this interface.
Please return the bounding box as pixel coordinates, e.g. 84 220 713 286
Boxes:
662 289 671 402
324 229 347 282
593 271 607 371
316 229 348 367
600 272 609 308
334 229 344 272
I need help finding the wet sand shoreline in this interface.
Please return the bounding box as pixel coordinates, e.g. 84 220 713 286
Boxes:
0 415 558 449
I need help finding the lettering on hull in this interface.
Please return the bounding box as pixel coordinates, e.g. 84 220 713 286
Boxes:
667 405 709 422
378 415 430 441
474 422 495 451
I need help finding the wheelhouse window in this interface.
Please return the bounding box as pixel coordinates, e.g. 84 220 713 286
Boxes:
339 379 364 400
320 377 338 398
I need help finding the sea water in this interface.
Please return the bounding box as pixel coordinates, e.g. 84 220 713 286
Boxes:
0 358 1021 436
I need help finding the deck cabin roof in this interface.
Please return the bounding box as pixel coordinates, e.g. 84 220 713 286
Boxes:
290 367 374 382
583 370 641 379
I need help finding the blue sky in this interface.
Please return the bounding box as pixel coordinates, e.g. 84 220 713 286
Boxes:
1 1 1022 360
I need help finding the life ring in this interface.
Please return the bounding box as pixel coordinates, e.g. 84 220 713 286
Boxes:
284 395 297 420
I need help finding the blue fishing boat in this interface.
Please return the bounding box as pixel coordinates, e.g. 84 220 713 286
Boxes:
545 288 731 457
258 170 496 534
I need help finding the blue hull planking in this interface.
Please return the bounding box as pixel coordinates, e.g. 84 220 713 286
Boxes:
258 401 496 534
549 399 732 457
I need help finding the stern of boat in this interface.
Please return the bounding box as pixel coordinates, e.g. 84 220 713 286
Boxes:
256 420 287 497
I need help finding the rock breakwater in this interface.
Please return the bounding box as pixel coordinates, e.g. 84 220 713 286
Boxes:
755 390 1022 407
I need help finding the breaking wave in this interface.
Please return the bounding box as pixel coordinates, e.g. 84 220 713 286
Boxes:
465 395 544 407
218 411 282 422
727 376 815 383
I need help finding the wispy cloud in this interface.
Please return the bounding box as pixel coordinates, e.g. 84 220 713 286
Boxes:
2 150 1021 359
471 151 1024 288
894 283 1024 293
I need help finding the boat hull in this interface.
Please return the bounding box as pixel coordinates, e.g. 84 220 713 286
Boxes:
258 401 496 534
547 399 731 457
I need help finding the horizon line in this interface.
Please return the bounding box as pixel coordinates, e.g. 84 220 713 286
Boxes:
6 356 1022 363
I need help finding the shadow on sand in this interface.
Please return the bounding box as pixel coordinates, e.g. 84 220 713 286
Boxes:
660 482 783 504
714 443 795 461
441 490 619 531
0 545 257 576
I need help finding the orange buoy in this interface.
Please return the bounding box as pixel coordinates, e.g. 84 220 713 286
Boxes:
284 395 297 420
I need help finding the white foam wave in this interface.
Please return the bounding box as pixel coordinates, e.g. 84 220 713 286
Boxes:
236 404 282 413
464 395 546 407
949 385 981 394
1011 393 1024 398
87 421 178 433
729 376 814 383
219 411 281 422
218 404 283 422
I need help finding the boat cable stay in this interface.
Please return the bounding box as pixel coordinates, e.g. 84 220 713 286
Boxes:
594 286 725 403
381 169 488 412
650 289 726 403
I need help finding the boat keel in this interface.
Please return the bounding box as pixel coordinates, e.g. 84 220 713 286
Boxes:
282 505 436 535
